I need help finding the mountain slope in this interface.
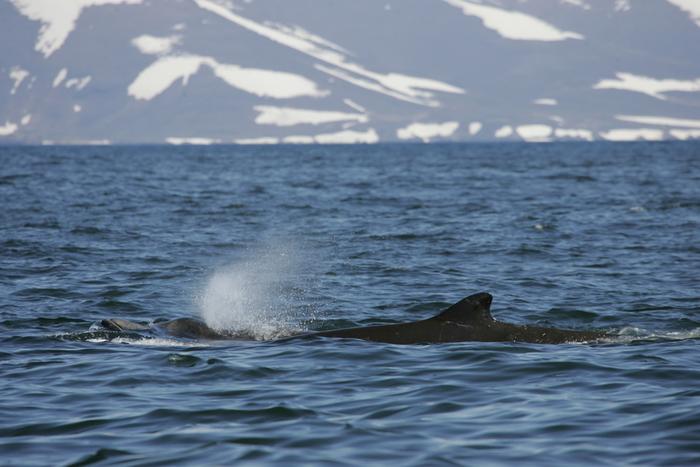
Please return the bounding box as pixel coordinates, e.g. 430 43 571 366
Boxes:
2 0 700 144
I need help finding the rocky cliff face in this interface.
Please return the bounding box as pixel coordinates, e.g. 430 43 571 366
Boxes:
2 0 700 144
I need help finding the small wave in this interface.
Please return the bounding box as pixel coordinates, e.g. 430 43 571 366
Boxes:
70 226 109 235
607 326 700 343
87 336 208 347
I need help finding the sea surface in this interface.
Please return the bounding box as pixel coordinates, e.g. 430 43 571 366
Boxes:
1 142 699 466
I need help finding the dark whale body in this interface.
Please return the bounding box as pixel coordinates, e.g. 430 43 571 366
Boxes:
101 292 608 344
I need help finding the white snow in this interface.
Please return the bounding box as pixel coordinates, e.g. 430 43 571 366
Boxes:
0 121 18 136
615 115 700 129
554 128 594 141
282 135 315 144
444 0 584 41
549 116 565 125
343 98 366 113
599 129 664 141
50 68 90 90
212 62 327 99
397 121 459 142
615 0 631 12
165 137 220 145
42 139 111 145
315 64 427 106
73 104 82 112
593 72 700 100
195 0 463 107
9 66 30 94
264 22 350 55
128 55 201 100
561 0 591 10
670 129 700 140
494 125 513 138
131 34 180 55
516 124 553 142
468 121 482 136
253 106 367 127
236 129 379 144
53 68 67 87
10 0 143 57
21 114 31 125
234 137 280 145
128 54 326 100
65 76 91 90
667 0 700 27
534 98 558 106
314 128 379 144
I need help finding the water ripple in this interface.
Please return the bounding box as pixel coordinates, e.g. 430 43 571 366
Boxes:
1 143 699 465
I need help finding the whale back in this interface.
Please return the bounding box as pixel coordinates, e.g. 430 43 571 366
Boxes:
430 292 494 324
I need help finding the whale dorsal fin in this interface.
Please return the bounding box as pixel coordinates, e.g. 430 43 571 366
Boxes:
431 292 494 323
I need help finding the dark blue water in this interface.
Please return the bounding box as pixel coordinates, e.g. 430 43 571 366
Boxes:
2 142 700 466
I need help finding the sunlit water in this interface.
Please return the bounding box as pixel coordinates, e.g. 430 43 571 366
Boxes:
1 143 699 465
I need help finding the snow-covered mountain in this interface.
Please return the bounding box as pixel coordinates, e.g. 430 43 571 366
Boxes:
2 0 700 144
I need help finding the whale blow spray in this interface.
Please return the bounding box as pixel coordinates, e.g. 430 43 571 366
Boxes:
197 242 314 340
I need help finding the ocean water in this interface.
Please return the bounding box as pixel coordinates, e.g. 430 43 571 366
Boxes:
1 142 699 466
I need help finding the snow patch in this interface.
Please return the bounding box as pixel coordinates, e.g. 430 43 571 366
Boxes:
516 124 553 142
315 64 435 106
165 137 220 145
593 73 700 100
131 34 181 55
0 121 18 136
554 128 594 141
667 0 700 27
599 129 664 141
42 139 111 145
21 114 31 125
264 22 350 55
343 98 366 113
534 98 558 106
128 55 201 100
468 121 482 135
615 0 631 12
235 137 280 145
212 62 327 99
73 104 82 112
53 68 67 88
253 106 367 127
314 128 379 144
397 121 459 142
10 0 143 57
561 0 591 10
444 0 584 41
65 76 91 90
238 129 379 144
549 116 565 125
670 129 700 140
9 67 30 94
494 125 513 138
615 115 700 129
128 54 325 100
282 135 315 144
195 0 463 107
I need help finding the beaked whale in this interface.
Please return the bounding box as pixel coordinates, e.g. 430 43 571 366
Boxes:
101 292 608 344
